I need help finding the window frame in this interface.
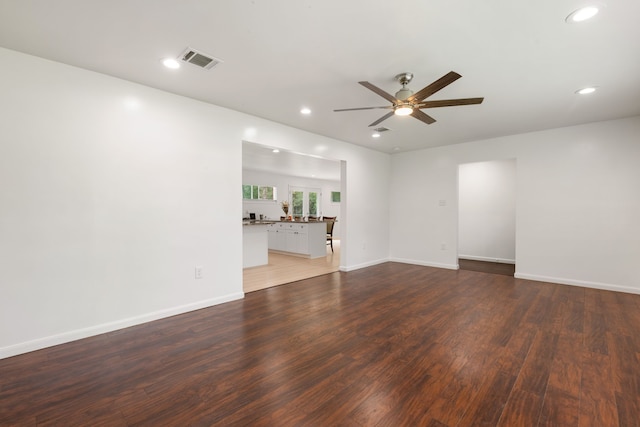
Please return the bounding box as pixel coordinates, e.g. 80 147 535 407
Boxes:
242 184 278 201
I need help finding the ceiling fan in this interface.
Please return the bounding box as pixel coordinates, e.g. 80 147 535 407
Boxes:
334 71 484 127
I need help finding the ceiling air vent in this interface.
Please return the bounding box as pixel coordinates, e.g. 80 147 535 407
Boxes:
179 47 223 70
373 127 391 133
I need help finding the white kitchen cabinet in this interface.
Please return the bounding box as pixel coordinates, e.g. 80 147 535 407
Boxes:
268 223 286 251
268 222 326 258
284 224 306 253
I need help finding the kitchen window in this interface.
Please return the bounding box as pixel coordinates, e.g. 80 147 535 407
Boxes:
242 185 277 201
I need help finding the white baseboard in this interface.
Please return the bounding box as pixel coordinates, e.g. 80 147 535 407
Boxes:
388 257 459 270
340 258 389 272
0 292 244 360
514 273 640 295
458 255 515 264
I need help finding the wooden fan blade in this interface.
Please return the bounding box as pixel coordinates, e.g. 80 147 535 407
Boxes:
369 111 394 127
407 71 462 103
410 109 436 125
417 98 484 108
334 106 393 112
359 81 398 103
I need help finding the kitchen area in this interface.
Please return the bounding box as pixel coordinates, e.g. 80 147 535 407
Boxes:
242 218 330 268
242 142 342 291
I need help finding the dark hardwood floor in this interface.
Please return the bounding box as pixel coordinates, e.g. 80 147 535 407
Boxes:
2 262 640 426
458 258 515 276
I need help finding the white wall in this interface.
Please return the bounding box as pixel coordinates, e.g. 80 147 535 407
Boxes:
390 116 640 294
0 47 391 358
242 169 342 238
458 159 516 263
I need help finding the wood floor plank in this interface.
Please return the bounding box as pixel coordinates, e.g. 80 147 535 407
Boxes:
497 388 543 427
458 259 515 276
417 354 478 425
514 330 559 396
2 262 640 426
537 331 583 426
563 296 585 334
584 310 609 355
547 332 583 394
457 368 518 426
538 386 580 426
579 350 619 427
608 333 640 426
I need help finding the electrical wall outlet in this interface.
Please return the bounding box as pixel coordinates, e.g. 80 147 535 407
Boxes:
195 266 203 279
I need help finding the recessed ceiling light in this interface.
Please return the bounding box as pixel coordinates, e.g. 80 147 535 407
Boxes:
300 107 311 115
372 132 381 138
162 58 180 69
576 87 597 95
566 6 599 23
393 147 401 151
272 149 280 153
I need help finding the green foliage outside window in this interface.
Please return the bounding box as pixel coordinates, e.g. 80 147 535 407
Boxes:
259 186 273 200
242 185 252 199
242 185 277 201
292 191 304 216
309 192 318 216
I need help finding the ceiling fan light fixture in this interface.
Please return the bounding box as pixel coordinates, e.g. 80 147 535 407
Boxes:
394 106 413 116
395 88 414 100
334 71 483 127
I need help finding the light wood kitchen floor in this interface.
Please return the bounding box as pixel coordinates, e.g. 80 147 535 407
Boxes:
243 240 340 293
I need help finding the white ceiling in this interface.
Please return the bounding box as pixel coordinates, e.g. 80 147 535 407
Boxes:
243 142 341 181
1 1 639 154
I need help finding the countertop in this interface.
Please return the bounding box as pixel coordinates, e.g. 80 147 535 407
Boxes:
242 219 334 226
242 220 276 226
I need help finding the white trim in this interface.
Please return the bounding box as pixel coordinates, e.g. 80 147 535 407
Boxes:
458 255 516 264
514 273 640 295
388 257 459 270
0 292 244 360
340 258 388 272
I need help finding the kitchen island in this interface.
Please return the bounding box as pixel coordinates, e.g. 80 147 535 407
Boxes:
242 222 273 268
267 221 328 258
243 220 329 269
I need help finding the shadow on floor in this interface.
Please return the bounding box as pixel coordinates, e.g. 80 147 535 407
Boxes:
458 259 515 276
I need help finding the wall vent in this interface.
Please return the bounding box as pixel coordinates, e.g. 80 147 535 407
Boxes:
179 47 223 70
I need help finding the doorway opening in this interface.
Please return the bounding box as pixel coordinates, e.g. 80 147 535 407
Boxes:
458 159 516 276
242 141 344 292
